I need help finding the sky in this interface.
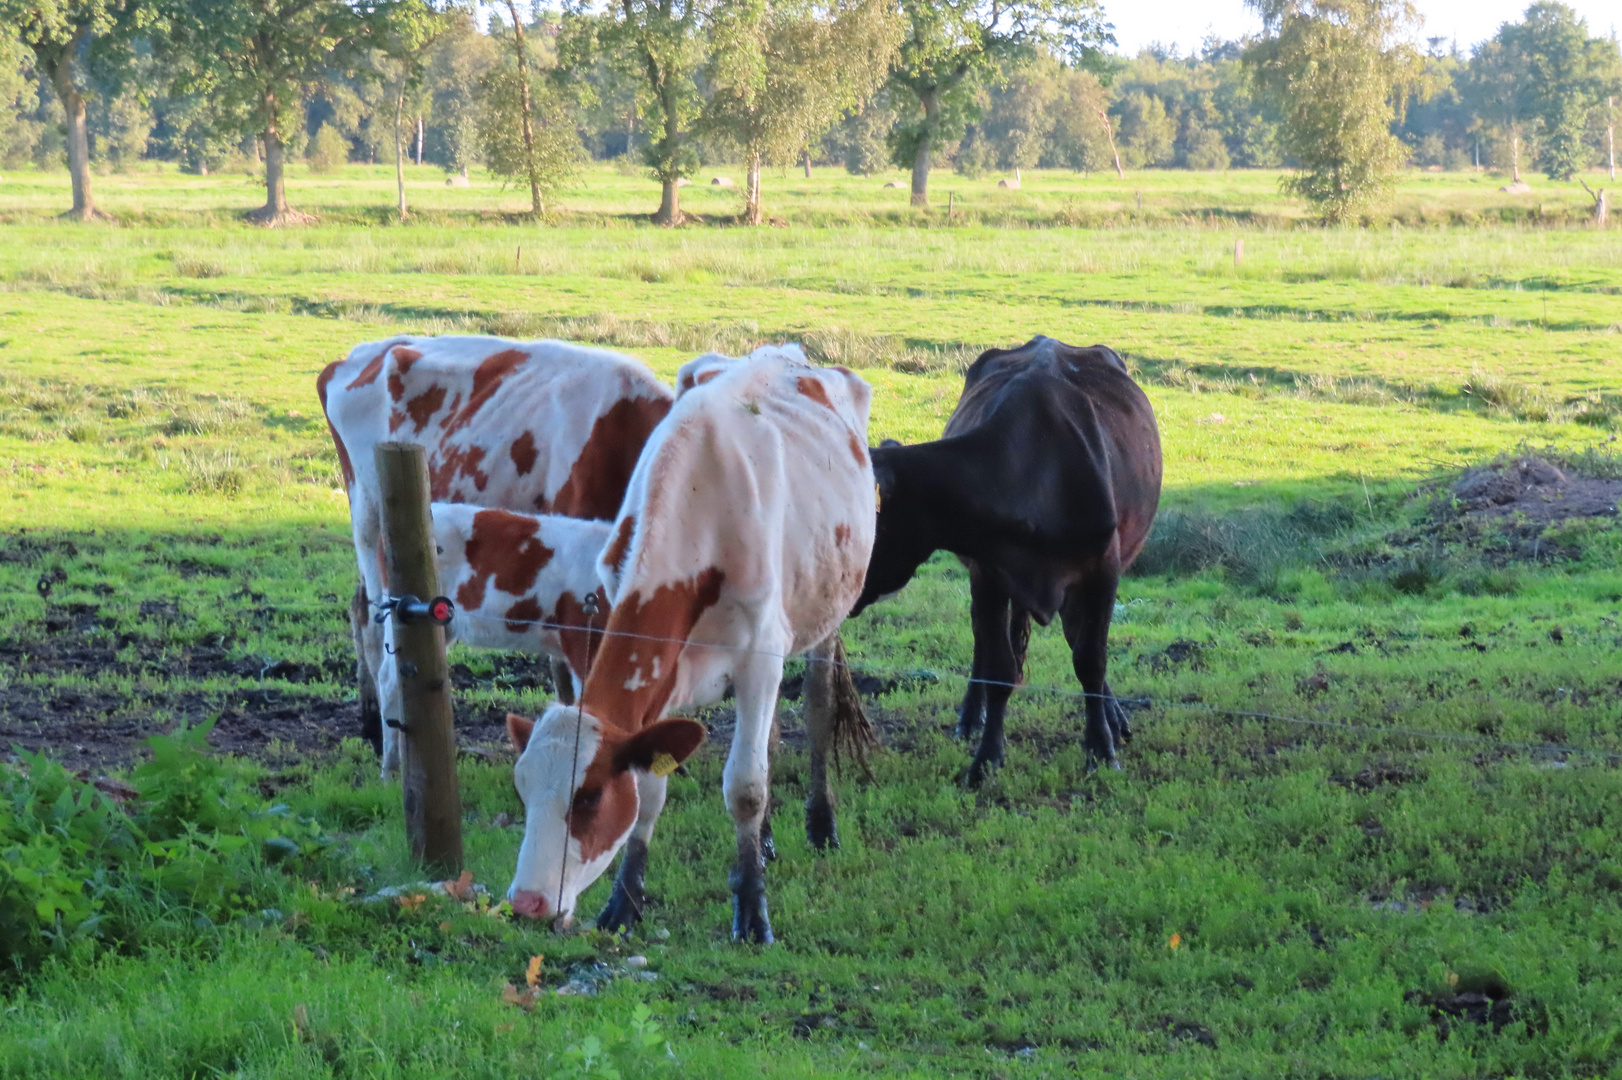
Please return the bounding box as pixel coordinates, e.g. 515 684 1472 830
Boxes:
1105 0 1621 58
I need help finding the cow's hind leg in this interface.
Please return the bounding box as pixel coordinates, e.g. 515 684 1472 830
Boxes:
351 583 383 757
597 770 668 936
965 567 1019 788
725 650 784 944
801 631 843 850
1060 546 1123 770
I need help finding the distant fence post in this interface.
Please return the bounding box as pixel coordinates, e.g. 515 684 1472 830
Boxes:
375 441 464 878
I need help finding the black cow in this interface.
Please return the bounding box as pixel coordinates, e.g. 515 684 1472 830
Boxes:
851 335 1162 781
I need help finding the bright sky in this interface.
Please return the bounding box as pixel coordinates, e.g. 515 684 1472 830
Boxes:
1105 0 1621 57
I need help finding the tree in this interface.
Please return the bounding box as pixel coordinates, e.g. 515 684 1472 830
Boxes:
1465 3 1622 182
1116 89 1174 166
162 0 367 224
371 0 462 217
571 0 710 224
887 0 1111 206
2 0 128 219
704 0 899 224
1245 0 1425 222
477 11 581 215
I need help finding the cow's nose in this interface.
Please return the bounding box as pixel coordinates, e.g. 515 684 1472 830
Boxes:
509 889 550 919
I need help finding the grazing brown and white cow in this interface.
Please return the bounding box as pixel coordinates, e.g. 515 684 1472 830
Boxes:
317 335 673 759
503 345 875 944
375 505 612 776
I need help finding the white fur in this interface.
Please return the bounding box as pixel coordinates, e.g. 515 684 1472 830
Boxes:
377 505 611 777
508 345 876 920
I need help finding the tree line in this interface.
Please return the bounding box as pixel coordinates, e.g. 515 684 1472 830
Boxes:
2 0 1618 224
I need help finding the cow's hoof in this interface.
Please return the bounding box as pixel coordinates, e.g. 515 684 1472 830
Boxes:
964 756 1002 788
730 887 774 944
805 797 840 851
1084 751 1123 773
1107 697 1133 744
595 885 643 936
955 706 984 742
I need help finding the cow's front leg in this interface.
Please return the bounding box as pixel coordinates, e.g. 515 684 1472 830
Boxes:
725 654 783 944
966 567 1018 787
376 618 404 780
597 770 668 936
351 582 384 757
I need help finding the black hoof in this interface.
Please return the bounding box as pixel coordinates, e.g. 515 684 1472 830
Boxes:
595 883 644 936
729 886 774 944
805 797 840 851
1106 697 1133 744
965 755 1002 788
955 703 984 742
1084 751 1123 773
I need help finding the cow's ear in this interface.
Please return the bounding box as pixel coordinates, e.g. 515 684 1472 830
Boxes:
614 718 706 776
506 713 536 753
879 438 902 449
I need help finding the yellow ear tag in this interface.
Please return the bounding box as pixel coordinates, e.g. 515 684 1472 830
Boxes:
875 482 882 513
650 752 679 778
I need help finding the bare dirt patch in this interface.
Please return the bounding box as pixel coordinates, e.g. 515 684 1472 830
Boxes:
1452 455 1622 527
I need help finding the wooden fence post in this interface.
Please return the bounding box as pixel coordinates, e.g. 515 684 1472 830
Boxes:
375 441 464 878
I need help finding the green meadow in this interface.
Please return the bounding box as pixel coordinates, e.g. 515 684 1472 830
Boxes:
2 163 1621 1078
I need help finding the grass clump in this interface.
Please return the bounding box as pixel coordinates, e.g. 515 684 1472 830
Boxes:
0 722 327 976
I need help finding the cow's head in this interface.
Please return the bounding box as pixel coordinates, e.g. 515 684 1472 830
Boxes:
505 706 705 924
851 439 936 616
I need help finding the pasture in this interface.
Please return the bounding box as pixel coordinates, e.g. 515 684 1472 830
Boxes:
2 163 1621 1078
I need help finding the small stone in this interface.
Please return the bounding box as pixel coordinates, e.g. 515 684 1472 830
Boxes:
626 955 649 969
654 927 670 940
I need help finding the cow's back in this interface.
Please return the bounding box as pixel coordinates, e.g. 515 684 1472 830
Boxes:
945 336 1161 567
324 336 673 527
583 350 875 727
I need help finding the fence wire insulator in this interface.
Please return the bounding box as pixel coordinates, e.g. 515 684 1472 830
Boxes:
378 594 455 627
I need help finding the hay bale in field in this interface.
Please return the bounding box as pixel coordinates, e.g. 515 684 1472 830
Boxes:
998 178 1020 189
1499 181 1532 194
676 178 692 187
710 177 734 187
883 181 903 188
445 175 470 188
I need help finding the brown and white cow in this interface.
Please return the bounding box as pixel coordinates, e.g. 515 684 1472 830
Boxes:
375 505 612 776
317 335 673 763
503 345 875 943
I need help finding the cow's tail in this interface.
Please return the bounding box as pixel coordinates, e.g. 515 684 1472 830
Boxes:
827 632 877 781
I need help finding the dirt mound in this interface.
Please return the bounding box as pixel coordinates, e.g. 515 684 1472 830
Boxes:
1452 456 1621 526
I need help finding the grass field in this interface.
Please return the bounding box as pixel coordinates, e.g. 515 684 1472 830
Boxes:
2 163 1621 1078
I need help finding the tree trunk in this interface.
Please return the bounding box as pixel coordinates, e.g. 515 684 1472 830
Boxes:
802 149 811 179
1512 133 1520 183
652 78 683 225
503 0 542 216
394 90 408 219
910 88 939 207
415 115 423 166
657 178 680 225
746 153 762 225
46 39 100 222
1098 109 1124 179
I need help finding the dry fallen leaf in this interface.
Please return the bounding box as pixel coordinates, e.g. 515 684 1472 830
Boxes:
1168 933 1182 951
502 983 537 1012
293 1003 312 1042
398 892 428 912
442 870 476 902
525 954 544 988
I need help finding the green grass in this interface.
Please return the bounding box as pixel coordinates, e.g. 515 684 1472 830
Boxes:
2 167 1622 1078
